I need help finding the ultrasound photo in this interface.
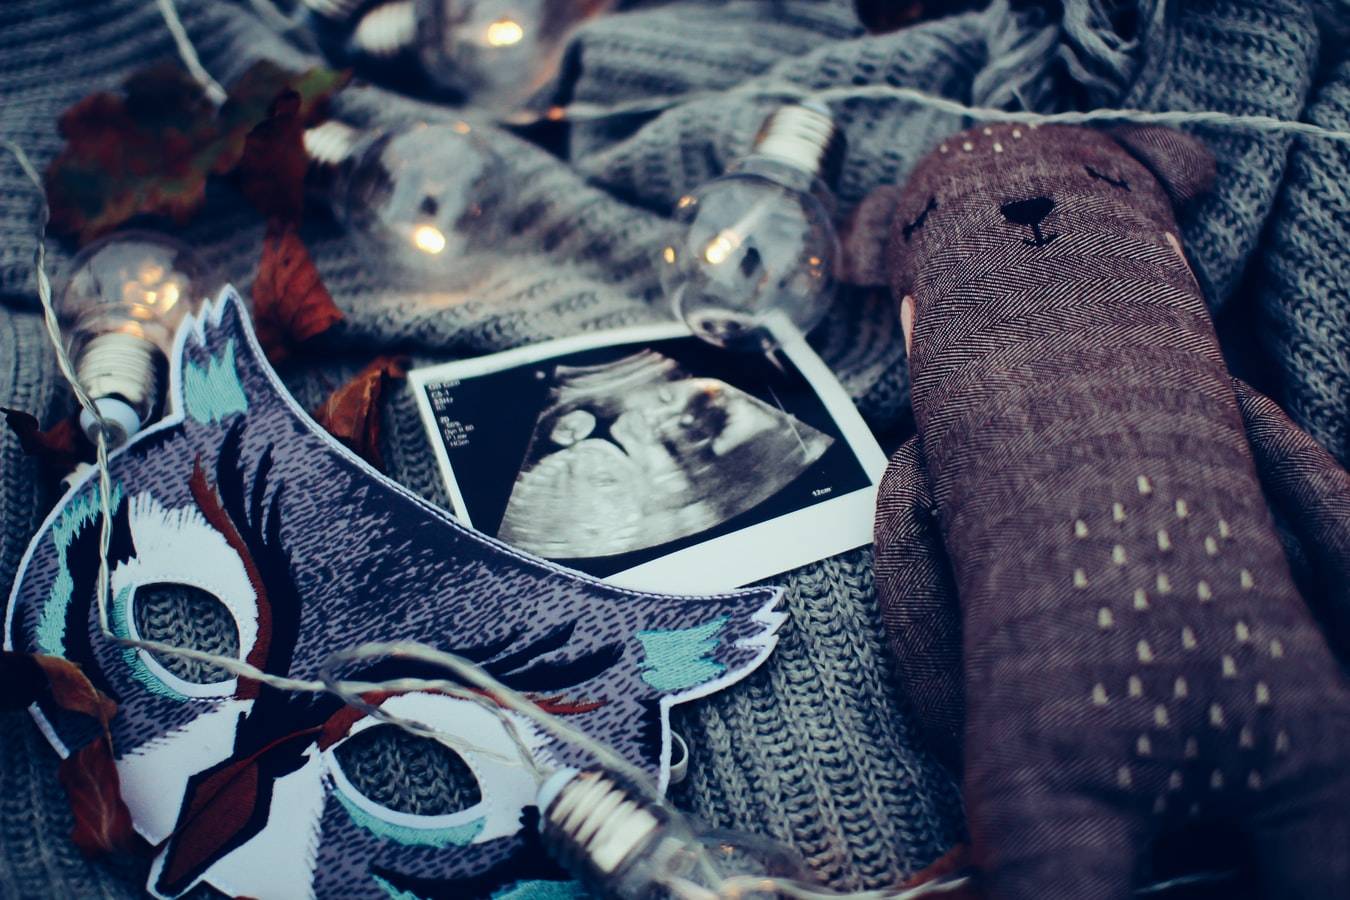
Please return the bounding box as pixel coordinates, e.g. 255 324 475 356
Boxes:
410 323 886 592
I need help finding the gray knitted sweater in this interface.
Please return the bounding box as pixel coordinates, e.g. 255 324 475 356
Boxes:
1 1 1346 897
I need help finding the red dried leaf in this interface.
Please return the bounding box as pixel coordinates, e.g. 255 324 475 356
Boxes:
0 651 116 730
313 356 407 469
59 736 147 857
213 63 350 177
251 227 344 362
236 90 310 226
853 0 984 33
900 844 981 897
45 62 348 243
34 654 119 730
3 408 93 474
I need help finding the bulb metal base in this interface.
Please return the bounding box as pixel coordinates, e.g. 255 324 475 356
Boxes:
74 331 161 446
539 769 665 885
752 101 838 177
352 0 416 56
303 0 368 23
304 120 362 166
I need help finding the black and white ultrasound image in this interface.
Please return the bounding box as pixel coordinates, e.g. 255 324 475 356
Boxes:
423 335 870 579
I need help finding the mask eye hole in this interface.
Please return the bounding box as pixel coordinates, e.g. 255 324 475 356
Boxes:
132 582 239 684
334 724 482 816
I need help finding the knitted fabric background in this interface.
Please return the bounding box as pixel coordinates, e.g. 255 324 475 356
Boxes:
0 0 1346 896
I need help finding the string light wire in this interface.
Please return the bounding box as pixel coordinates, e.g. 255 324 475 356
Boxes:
507 80 1350 146
2 135 972 899
14 3 1329 892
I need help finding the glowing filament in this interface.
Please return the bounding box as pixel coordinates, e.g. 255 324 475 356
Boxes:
412 225 448 255
703 231 741 265
662 246 676 264
485 18 524 47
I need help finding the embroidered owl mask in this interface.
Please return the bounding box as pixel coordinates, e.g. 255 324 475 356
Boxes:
4 288 784 900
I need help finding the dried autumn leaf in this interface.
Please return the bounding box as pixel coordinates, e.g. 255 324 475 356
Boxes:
2 651 139 857
853 0 984 33
900 844 981 897
34 655 119 730
45 61 349 243
236 90 310 226
59 736 147 857
0 651 116 728
251 227 344 362
314 356 408 469
3 408 93 474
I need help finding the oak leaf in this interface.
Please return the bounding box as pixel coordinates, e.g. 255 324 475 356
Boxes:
59 736 147 857
236 90 311 226
314 356 408 470
45 62 348 242
251 227 344 362
3 408 93 474
1 652 142 857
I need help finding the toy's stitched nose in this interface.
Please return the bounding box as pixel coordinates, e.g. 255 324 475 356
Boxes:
1000 196 1058 248
1001 196 1054 227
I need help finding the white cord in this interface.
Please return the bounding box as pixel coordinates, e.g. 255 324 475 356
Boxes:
154 0 227 104
508 78 1350 146
3 131 976 900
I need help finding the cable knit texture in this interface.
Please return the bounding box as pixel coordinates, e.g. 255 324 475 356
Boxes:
0 0 1347 896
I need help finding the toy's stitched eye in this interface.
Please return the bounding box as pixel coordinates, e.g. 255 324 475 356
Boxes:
903 196 938 241
1085 165 1130 191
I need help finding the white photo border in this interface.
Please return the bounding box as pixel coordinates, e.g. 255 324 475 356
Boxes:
408 321 888 593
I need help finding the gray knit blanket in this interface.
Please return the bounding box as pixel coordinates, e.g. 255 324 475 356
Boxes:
1 0 1347 896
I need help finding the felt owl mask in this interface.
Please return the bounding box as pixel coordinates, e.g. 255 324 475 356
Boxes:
4 288 783 900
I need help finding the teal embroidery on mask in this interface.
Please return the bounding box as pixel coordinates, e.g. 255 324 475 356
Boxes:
373 874 427 900
111 585 191 701
37 482 124 656
635 616 729 692
184 338 248 425
335 790 485 848
491 880 590 899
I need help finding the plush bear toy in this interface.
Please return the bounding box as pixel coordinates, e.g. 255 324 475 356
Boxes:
842 123 1350 899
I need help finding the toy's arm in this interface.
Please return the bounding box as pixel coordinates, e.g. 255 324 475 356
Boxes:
873 436 963 773
1234 378 1350 666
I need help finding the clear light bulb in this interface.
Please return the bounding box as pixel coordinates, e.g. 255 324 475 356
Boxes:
539 768 807 900
56 231 212 448
351 0 608 111
304 118 505 283
660 102 841 354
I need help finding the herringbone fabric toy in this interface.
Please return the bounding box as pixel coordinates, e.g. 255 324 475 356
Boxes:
845 123 1350 899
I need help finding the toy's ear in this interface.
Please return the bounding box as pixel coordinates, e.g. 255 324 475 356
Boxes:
171 286 286 426
840 185 906 287
1107 125 1216 207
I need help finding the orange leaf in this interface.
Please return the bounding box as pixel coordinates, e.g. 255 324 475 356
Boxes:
852 0 983 33
900 844 981 897
251 227 344 362
34 655 118 732
44 62 348 243
313 356 407 470
236 90 310 227
3 408 93 474
58 736 148 857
